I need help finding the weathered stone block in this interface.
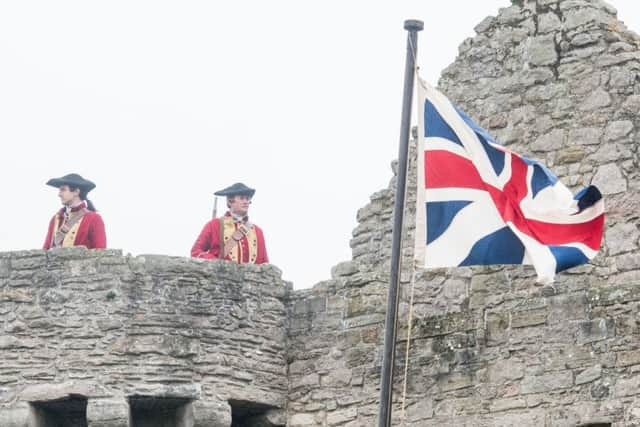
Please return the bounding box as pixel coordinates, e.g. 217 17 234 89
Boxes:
604 120 634 141
10 254 47 271
21 381 111 402
520 371 573 394
576 318 615 344
556 146 586 163
489 397 527 412
531 129 564 152
326 407 357 426
331 262 358 279
0 404 30 427
525 83 565 103
589 283 640 306
405 399 434 422
575 365 602 385
191 400 232 427
568 127 602 145
627 398 640 421
485 312 509 345
579 88 612 111
0 259 9 278
605 222 639 255
571 32 600 47
546 293 588 324
290 373 319 391
538 12 562 33
293 296 326 316
495 4 528 25
563 7 610 29
410 312 475 340
438 371 474 392
321 368 352 388
343 313 385 329
616 253 640 271
86 398 129 427
621 94 640 114
527 35 558 66
289 413 317 426
592 163 627 195
487 359 524 383
0 336 23 349
163 335 200 358
0 288 33 303
510 308 547 328
617 350 640 367
614 375 640 397
346 296 365 317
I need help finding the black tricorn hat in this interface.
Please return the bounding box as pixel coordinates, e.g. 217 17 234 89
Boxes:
214 182 255 198
46 173 96 192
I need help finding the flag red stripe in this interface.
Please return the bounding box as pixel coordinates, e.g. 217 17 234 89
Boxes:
487 185 604 249
425 150 485 190
487 155 604 250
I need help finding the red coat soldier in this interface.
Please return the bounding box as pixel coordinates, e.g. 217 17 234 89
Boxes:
191 183 268 264
43 173 107 250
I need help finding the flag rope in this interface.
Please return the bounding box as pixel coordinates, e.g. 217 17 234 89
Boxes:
400 57 419 423
400 269 417 422
400 41 419 421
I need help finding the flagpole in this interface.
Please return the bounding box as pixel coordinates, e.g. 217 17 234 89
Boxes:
378 19 423 427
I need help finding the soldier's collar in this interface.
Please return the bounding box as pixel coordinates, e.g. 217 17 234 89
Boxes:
61 201 87 215
230 212 248 224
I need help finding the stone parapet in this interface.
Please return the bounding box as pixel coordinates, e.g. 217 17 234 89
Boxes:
0 248 289 426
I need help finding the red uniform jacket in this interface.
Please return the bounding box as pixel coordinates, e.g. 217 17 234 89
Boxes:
191 213 268 264
43 204 107 249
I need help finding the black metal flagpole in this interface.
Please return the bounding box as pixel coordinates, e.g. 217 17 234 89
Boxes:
378 19 423 427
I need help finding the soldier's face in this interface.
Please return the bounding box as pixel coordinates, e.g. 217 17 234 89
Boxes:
58 185 80 206
228 195 251 216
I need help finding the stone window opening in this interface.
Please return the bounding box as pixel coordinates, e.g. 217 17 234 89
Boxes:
229 399 281 427
30 395 88 427
128 396 192 427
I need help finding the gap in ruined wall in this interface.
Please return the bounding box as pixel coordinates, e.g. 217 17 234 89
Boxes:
229 399 279 427
29 395 88 427
578 423 611 427
128 396 191 427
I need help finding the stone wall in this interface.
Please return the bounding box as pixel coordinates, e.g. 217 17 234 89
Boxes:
287 0 640 426
0 248 290 427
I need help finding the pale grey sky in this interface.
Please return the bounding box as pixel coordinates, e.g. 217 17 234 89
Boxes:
0 1 638 288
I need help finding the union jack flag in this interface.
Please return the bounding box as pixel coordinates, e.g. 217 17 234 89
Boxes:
414 79 605 284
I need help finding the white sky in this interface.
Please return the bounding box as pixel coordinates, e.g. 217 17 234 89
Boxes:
0 1 638 289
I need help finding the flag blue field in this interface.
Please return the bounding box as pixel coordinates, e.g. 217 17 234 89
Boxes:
414 79 605 284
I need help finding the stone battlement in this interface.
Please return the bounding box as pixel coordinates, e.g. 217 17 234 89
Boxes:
0 248 289 426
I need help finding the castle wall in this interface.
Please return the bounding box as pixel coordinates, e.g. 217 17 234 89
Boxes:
0 248 290 427
286 0 640 426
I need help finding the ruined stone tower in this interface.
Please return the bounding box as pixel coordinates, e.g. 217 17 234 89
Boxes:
1 0 639 426
287 0 639 425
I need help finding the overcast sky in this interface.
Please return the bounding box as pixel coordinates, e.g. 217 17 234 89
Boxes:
0 1 638 289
